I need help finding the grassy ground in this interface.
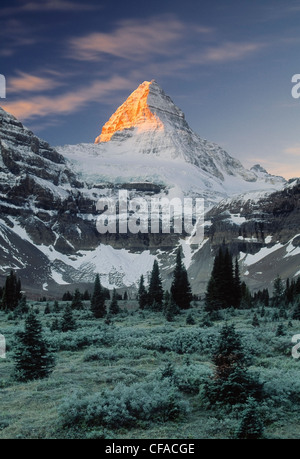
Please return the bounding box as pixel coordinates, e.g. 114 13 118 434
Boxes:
0 300 299 439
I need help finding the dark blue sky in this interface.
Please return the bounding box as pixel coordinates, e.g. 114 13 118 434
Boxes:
1 0 300 178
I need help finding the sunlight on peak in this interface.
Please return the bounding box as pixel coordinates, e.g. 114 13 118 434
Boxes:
95 80 163 143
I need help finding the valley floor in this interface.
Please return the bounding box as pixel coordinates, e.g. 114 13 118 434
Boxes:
0 301 299 439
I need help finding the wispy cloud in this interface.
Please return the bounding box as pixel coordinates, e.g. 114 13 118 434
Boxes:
283 145 300 156
2 75 133 121
1 0 101 15
67 15 265 74
200 41 266 63
0 19 37 56
8 71 64 93
68 16 213 62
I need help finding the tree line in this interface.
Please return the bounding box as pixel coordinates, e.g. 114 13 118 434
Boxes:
137 249 193 320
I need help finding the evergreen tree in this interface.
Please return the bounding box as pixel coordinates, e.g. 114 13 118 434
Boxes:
202 323 263 406
148 260 164 308
233 257 242 308
205 247 238 312
90 274 106 318
236 398 264 439
279 305 288 319
163 291 179 321
82 289 91 301
50 317 60 331
186 312 196 325
240 281 253 309
62 291 73 301
13 311 55 381
44 302 51 314
204 275 220 313
71 288 83 310
292 302 300 320
109 288 120 315
53 300 60 313
272 275 284 307
276 323 285 336
170 248 193 310
213 323 248 380
13 296 29 317
1 270 22 311
61 303 77 332
222 248 235 307
138 275 148 309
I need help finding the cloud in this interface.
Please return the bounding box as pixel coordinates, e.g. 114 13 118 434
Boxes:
1 0 101 15
68 16 213 62
283 145 300 156
23 0 98 11
0 19 37 56
2 75 133 121
8 71 63 93
200 41 266 63
67 15 265 78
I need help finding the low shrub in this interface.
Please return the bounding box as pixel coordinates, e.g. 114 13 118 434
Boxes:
157 361 212 394
59 380 189 429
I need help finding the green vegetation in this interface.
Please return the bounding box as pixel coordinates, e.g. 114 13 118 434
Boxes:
1 253 300 439
0 296 300 439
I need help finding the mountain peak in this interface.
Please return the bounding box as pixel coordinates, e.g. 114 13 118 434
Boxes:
250 164 269 175
95 80 184 143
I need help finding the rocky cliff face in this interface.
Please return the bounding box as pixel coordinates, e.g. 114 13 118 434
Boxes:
192 179 300 293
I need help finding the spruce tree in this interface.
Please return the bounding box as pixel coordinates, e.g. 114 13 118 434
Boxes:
138 275 148 309
170 248 193 310
61 303 77 332
272 275 284 307
90 274 106 318
202 323 263 406
109 288 120 315
204 276 219 313
13 296 29 317
213 323 248 380
71 288 83 310
1 270 22 311
53 300 60 313
44 302 51 314
163 291 179 321
50 317 60 331
292 302 300 320
233 257 242 308
205 247 244 312
62 291 73 301
148 260 163 309
83 289 90 300
236 397 264 439
13 311 55 381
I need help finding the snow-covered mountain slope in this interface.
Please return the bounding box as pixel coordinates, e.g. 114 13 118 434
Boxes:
58 80 286 206
0 107 78 190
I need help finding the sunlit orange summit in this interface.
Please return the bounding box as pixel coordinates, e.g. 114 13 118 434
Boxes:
95 80 164 143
